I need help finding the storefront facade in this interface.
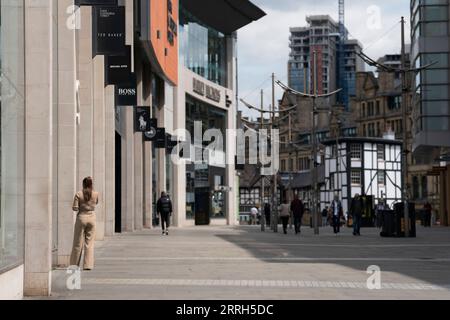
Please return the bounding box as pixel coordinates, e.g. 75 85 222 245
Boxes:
0 0 265 298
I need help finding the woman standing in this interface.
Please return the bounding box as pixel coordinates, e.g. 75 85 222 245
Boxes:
70 177 99 271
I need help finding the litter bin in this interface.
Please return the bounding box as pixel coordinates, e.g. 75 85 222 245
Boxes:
380 210 396 237
394 203 416 238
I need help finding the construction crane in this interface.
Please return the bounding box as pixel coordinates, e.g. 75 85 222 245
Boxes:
338 0 348 109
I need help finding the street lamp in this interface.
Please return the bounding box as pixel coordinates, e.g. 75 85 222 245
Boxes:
276 51 342 235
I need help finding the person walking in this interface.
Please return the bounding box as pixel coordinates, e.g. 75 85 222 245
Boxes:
322 206 329 227
424 202 432 227
250 205 259 225
278 201 291 234
291 194 304 235
264 203 271 227
375 200 388 228
330 194 343 235
70 177 99 271
157 192 173 235
350 194 363 236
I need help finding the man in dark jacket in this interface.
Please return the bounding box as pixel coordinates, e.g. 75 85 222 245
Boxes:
291 194 304 235
264 203 271 227
424 202 432 227
330 194 344 235
157 192 173 236
350 194 363 236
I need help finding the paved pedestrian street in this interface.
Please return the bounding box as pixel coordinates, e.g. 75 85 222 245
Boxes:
42 225 450 300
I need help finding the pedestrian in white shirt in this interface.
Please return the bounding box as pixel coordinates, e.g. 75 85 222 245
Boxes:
250 206 259 225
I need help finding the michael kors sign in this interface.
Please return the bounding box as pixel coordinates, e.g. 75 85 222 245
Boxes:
192 78 221 104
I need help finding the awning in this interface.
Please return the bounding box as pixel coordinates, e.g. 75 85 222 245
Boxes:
181 0 266 34
280 166 326 189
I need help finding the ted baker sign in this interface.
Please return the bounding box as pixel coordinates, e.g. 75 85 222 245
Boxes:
93 6 126 56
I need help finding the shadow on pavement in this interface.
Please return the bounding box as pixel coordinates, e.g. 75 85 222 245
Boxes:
215 225 450 287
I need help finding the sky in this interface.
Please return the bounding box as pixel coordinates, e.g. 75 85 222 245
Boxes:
237 0 410 120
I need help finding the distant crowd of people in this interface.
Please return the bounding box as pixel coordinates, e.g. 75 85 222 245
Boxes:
249 193 436 237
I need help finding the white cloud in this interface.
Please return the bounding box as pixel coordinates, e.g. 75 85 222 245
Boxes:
238 0 410 119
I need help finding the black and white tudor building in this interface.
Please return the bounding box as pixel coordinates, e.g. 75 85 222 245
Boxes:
320 135 403 214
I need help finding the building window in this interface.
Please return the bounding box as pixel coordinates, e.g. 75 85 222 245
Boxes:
378 171 386 185
186 95 227 148
298 157 310 171
368 101 374 116
179 5 227 86
330 173 335 190
351 170 362 185
281 160 286 172
377 144 385 160
388 96 401 110
0 0 25 273
332 145 338 157
350 144 362 160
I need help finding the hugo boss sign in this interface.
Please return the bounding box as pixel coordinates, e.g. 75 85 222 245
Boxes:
93 6 126 56
115 73 137 106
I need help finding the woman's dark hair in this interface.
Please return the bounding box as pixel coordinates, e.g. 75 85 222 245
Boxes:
83 177 93 201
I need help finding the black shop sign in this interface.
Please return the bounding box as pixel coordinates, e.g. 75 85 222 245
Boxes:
143 119 159 142
105 45 131 85
115 73 137 106
134 107 152 133
93 6 126 56
75 0 117 6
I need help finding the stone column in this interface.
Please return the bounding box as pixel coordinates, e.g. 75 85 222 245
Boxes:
173 84 186 227
24 0 54 296
123 106 135 231
93 55 106 240
157 109 167 199
77 6 94 186
120 0 136 232
144 142 153 228
105 85 116 236
134 131 144 231
143 71 153 229
226 36 238 226
134 53 143 232
56 0 77 267
226 103 237 226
